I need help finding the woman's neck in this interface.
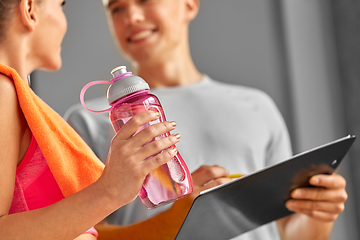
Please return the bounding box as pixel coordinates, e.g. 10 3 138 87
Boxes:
0 38 33 85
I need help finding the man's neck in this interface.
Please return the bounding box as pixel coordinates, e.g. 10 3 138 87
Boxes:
132 50 202 88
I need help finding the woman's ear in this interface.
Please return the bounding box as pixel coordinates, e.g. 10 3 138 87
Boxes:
185 0 200 21
19 0 37 31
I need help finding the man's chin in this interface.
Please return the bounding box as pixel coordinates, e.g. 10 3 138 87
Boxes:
127 50 158 65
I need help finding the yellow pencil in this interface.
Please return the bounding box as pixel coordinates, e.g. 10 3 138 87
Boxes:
228 174 244 178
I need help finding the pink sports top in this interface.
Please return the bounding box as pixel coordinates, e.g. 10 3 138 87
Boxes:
9 135 98 237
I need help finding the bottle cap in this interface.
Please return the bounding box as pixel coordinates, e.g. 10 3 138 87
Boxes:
107 66 150 105
111 66 127 77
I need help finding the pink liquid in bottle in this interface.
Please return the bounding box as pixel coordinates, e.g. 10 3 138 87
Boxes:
108 67 193 209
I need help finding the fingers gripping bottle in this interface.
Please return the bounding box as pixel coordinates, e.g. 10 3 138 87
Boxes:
81 66 193 209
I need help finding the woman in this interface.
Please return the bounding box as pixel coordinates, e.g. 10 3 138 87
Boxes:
0 0 182 239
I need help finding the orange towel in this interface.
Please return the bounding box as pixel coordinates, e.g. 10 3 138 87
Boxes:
0 64 104 197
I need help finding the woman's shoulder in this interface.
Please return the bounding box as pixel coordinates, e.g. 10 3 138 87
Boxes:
0 73 24 127
0 74 27 218
0 72 16 94
0 72 30 159
0 73 18 105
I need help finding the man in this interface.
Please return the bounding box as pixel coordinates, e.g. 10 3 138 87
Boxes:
65 0 348 239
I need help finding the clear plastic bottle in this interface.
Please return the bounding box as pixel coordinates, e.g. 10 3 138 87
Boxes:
107 66 193 209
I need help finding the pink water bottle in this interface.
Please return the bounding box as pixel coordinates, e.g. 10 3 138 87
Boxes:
81 66 193 209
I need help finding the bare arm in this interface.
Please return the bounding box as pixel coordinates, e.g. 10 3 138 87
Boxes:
0 75 179 240
277 173 347 240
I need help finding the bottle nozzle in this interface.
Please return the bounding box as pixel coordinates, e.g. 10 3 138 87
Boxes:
107 65 150 105
111 66 127 77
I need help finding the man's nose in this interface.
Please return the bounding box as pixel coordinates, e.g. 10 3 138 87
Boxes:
124 4 145 25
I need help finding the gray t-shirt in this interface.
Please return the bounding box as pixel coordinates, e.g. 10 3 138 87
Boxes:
64 75 292 240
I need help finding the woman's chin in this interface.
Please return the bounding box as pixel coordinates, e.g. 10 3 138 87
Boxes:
42 60 62 72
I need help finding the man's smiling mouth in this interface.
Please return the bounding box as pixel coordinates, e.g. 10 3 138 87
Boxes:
128 30 156 42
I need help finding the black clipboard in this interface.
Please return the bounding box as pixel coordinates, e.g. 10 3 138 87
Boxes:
175 135 356 240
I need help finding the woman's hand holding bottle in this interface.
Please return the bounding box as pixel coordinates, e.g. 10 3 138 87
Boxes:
97 110 180 207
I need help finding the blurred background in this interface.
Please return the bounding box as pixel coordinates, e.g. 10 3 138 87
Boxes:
31 0 360 239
